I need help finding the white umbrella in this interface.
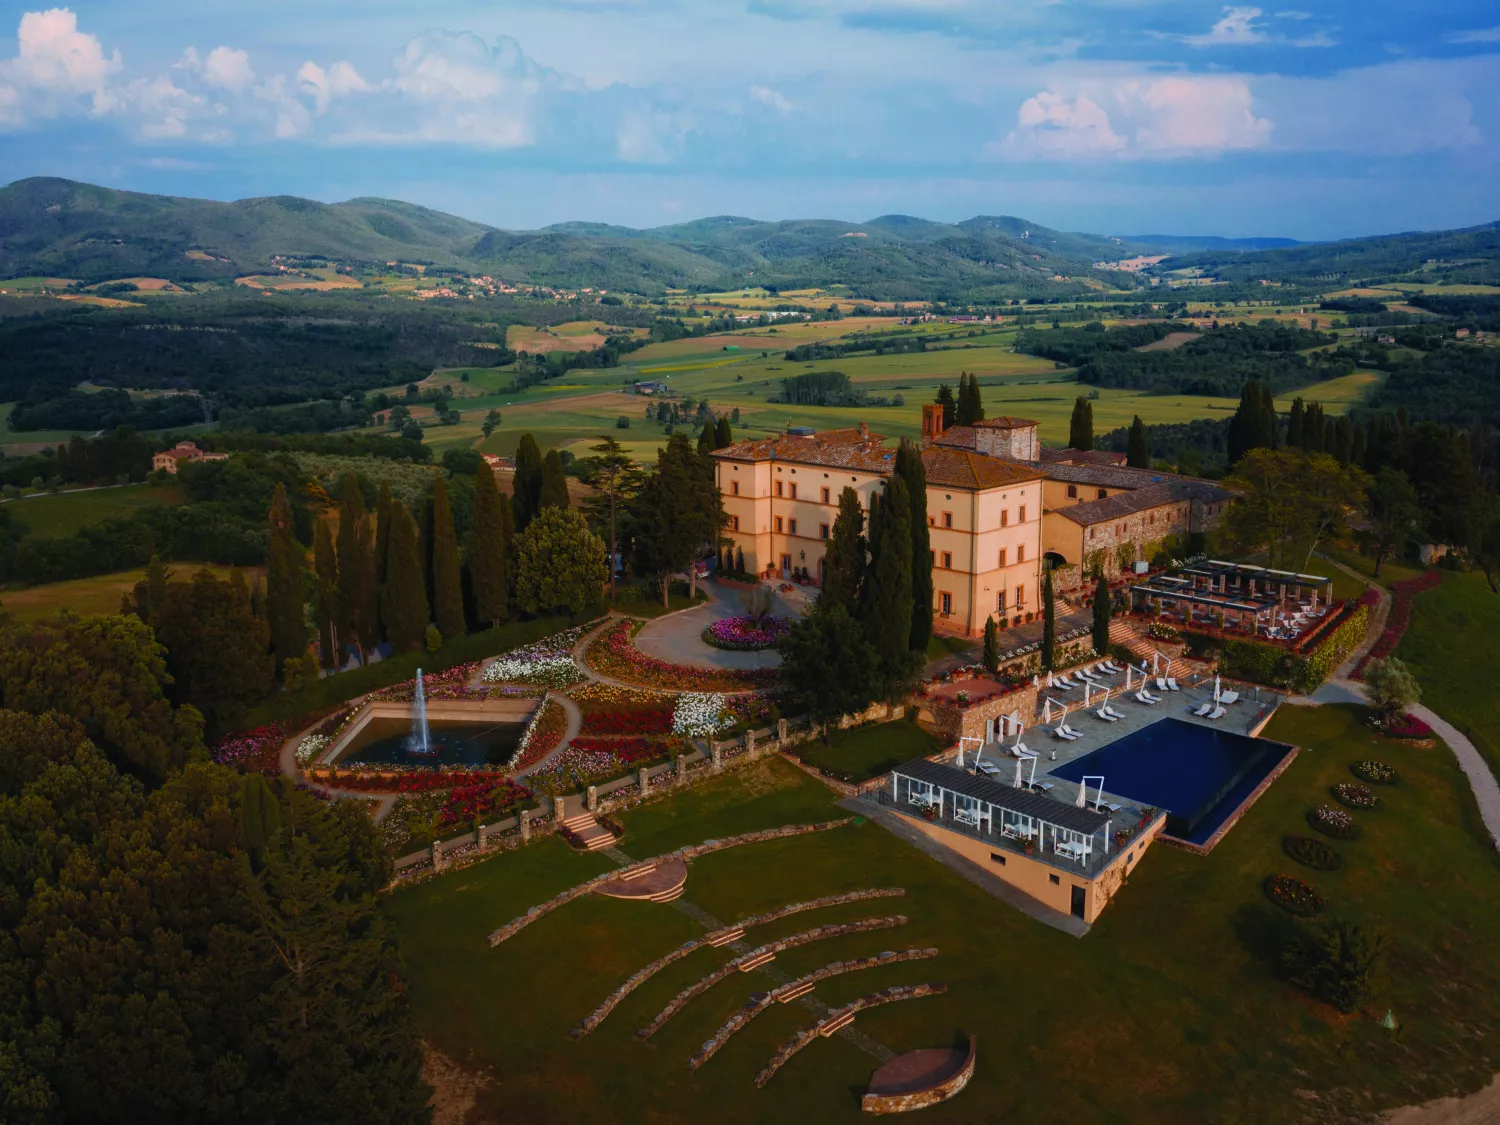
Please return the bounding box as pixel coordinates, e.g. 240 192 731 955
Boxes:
1014 758 1024 789
1043 698 1052 723
1126 665 1134 689
1214 674 1221 702
1046 670 1054 687
1084 680 1092 707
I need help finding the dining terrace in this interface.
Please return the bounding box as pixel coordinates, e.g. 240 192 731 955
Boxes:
1130 560 1336 643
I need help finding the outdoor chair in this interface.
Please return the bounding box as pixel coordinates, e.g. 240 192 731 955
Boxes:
1095 707 1119 723
1219 691 1240 705
1208 706 1227 720
1166 677 1180 691
1053 726 1080 741
1103 703 1127 720
1193 701 1214 717
1135 690 1160 705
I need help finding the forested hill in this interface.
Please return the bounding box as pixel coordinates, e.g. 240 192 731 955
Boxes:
0 178 1153 300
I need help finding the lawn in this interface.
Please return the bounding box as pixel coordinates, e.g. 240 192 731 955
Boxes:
1319 545 1426 590
794 718 943 781
1397 570 1500 775
613 581 709 618
0 563 261 622
6 482 185 538
385 705 1500 1124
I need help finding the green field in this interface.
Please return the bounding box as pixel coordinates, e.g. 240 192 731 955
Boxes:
0 563 260 622
6 482 185 538
386 703 1500 1124
794 719 943 781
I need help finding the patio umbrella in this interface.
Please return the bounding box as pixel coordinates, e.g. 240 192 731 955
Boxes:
1046 670 1054 687
1152 650 1160 673
1125 665 1134 689
1014 759 1024 789
1043 698 1052 723
1214 674 1221 702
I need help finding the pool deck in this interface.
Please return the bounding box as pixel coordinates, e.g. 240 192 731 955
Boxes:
970 674 1284 827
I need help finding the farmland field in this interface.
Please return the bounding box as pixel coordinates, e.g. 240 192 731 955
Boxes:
7 482 186 538
0 562 262 622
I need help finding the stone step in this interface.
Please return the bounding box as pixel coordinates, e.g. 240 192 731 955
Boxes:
563 813 597 830
737 950 776 972
819 1011 855 1037
777 981 815 1003
582 832 616 852
706 927 744 947
619 863 658 882
648 885 685 903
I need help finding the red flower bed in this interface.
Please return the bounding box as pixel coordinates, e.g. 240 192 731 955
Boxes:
568 736 670 764
212 723 288 776
1354 570 1443 678
325 769 510 793
580 710 674 736
510 700 568 773
436 778 533 826
1382 712 1433 739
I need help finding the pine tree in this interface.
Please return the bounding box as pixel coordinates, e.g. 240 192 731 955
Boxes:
539 449 571 511
313 519 340 670
1092 571 1111 656
934 384 956 430
1126 416 1149 468
336 474 377 665
1069 396 1094 451
512 433 544 531
1287 397 1305 449
469 460 510 628
266 483 309 676
381 502 429 654
982 615 999 673
579 435 642 602
430 476 465 643
715 417 732 448
894 439 932 653
821 486 866 616
863 475 914 688
1041 567 1056 669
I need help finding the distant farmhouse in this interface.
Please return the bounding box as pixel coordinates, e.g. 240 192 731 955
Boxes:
151 441 228 475
712 405 1230 635
632 380 670 395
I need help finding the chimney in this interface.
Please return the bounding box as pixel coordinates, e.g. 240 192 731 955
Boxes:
858 421 870 443
922 402 945 440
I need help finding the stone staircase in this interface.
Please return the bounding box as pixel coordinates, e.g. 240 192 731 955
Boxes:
562 810 617 852
1107 620 1183 681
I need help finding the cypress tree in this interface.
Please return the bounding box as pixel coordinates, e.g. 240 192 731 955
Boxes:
266 483 309 675
1069 396 1094 451
1092 571 1111 657
430 476 465 642
1126 416 1149 468
697 425 715 456
735 545 745 575
143 553 168 625
982 615 999 673
375 482 393 585
715 417 732 448
313 518 340 670
337 474 377 664
935 384 956 430
512 433 544 531
382 502 429 654
954 374 971 426
1041 566 1056 670
539 449 570 511
863 475 914 686
822 486 866 616
1287 397 1305 449
895 439 932 653
1324 417 1337 457
1228 381 1271 464
469 460 510 628
1260 383 1278 449
1334 415 1354 464
1350 420 1367 469
969 373 984 423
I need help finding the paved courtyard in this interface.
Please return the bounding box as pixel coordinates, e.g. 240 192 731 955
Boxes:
633 580 804 671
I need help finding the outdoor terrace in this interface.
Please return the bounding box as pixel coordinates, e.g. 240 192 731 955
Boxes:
1131 559 1337 643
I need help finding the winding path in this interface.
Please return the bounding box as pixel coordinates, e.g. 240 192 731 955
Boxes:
633 581 794 672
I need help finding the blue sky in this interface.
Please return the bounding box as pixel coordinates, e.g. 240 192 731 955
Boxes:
0 1 1496 238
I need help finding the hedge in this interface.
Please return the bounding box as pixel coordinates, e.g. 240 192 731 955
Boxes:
237 604 605 731
1185 604 1367 694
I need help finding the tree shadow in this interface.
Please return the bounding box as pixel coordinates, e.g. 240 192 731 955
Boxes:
1231 899 1298 978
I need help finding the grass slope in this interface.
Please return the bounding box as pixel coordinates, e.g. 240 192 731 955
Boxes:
0 563 259 621
386 705 1500 1124
7 483 185 538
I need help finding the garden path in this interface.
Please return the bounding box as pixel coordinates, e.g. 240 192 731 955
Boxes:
596 845 896 1063
633 580 796 672
277 720 400 821
515 690 583 780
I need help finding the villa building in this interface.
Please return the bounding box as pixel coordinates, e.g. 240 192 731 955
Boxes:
151 441 228 475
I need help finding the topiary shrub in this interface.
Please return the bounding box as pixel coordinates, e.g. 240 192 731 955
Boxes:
1283 835 1344 871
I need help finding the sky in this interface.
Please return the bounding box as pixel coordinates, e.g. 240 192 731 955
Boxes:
0 1 1496 239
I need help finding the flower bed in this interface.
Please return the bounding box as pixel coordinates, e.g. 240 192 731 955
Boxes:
1332 782 1381 810
1307 804 1361 840
508 699 568 773
580 709 675 735
586 619 780 691
568 736 672 762
571 681 674 713
1283 835 1344 871
482 623 596 687
528 739 678 792
436 777 533 827
1379 713 1432 741
316 767 511 794
212 723 288 775
1145 622 1181 642
1264 873 1325 916
1354 570 1443 679
702 615 793 651
1351 759 1399 785
674 692 733 738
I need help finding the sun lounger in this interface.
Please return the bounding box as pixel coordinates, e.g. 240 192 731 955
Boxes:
1218 691 1240 705
1193 701 1214 717
1053 726 1080 741
1100 659 1123 673
1208 706 1226 720
1135 691 1160 705
1166 677 1180 691
1096 801 1123 814
1155 677 1171 693
1054 674 1076 689
1028 781 1055 794
1011 743 1036 759
1103 704 1127 720
1001 824 1034 842
1095 707 1119 723
976 761 1003 776
1061 723 1083 738
954 807 981 827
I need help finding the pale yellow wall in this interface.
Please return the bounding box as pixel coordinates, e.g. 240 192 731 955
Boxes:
1042 479 1126 510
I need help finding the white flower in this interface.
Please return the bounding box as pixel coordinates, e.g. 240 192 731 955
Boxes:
480 624 592 687
296 734 331 766
673 693 730 738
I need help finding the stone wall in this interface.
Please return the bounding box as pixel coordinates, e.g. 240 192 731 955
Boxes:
754 983 950 1088
862 1036 977 1115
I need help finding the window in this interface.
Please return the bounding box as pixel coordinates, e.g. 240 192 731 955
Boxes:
774 516 783 533
1000 509 1009 527
1066 484 1077 499
1088 529 1095 540
940 592 953 615
1019 505 1027 522
821 487 830 503
1049 873 1061 886
1015 584 1025 607
775 481 784 497
943 512 953 528
730 481 740 496
789 483 797 500
941 551 953 569
997 589 1007 612
819 523 830 540
1016 545 1025 564
930 550 936 565
1097 488 1107 500
990 852 1007 867
730 515 740 531
997 548 1007 568
788 519 798 536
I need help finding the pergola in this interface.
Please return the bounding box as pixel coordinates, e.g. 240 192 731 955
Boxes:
888 758 1112 868
1131 560 1335 637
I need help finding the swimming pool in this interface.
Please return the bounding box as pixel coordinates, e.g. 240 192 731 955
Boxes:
1051 717 1294 845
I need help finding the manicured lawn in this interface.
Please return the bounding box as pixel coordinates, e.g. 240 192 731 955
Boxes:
924 633 976 662
385 707 1500 1124
0 563 259 622
1397 570 1500 774
795 719 942 781
614 583 709 619
1319 545 1425 590
6 482 185 538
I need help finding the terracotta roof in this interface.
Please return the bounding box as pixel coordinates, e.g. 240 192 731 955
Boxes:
711 428 897 472
929 425 981 451
1033 462 1192 490
1052 479 1231 526
1038 447 1128 467
921 448 1044 491
972 416 1038 430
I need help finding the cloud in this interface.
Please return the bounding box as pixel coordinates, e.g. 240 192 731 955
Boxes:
296 60 369 114
749 85 794 112
1000 76 1270 159
616 109 693 163
0 7 121 117
200 47 255 94
1445 26 1500 44
1181 6 1335 48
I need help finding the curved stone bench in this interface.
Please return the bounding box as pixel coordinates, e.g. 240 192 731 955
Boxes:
754 983 950 1088
572 888 907 1038
636 916 908 1040
862 1035 976 1115
689 947 939 1070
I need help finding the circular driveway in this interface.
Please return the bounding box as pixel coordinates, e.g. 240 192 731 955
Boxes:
633 581 806 671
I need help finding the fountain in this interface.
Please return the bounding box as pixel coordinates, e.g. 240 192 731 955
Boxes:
408 668 434 754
